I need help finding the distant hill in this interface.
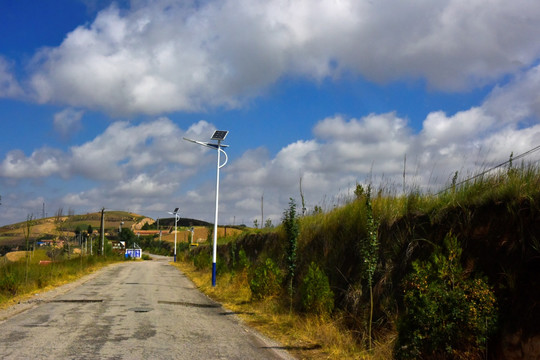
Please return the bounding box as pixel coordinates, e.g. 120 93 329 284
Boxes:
156 217 212 228
0 211 218 255
0 211 147 253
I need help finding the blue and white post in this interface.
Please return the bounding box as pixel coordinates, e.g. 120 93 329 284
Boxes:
168 208 180 262
211 140 228 286
184 131 229 287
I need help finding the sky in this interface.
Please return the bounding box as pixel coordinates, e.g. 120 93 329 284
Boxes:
1 0 540 227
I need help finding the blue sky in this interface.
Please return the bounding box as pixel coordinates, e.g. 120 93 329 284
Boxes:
1 0 540 226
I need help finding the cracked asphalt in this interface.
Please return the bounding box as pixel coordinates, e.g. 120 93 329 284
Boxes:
0 256 293 360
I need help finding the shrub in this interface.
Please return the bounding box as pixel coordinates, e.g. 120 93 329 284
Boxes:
237 248 250 270
283 198 299 308
193 251 212 270
299 262 334 315
141 254 151 260
0 271 18 295
249 258 283 300
395 234 498 359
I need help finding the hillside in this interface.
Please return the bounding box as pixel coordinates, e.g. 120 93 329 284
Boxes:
0 211 147 253
186 166 540 359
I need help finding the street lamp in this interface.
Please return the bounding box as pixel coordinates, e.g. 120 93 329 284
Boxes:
184 130 229 287
168 207 180 262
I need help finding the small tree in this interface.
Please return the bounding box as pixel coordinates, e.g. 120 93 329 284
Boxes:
119 228 136 249
299 262 334 316
23 214 34 285
283 198 299 311
249 258 283 300
395 234 498 359
359 185 378 349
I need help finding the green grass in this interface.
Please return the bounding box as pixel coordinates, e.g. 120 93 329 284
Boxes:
182 164 540 358
0 249 123 307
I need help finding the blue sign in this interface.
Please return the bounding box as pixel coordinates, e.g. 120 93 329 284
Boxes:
125 249 142 258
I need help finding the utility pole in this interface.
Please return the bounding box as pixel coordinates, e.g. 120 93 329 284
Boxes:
100 207 105 256
261 194 264 229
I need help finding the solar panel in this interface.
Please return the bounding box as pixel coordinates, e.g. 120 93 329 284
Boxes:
174 207 179 213
211 130 228 141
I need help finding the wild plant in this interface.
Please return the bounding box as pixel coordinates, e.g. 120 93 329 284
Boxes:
283 198 299 311
299 261 334 316
395 233 497 359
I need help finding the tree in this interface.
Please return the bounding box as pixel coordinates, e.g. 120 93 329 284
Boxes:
118 228 136 249
283 198 299 312
359 185 378 349
264 218 273 228
23 214 34 285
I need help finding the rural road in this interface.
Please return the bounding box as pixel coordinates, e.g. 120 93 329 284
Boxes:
0 256 294 360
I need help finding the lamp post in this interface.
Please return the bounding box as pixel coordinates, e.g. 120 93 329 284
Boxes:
168 208 180 262
184 130 229 287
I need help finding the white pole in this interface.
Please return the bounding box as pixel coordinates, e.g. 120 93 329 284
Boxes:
212 142 221 287
174 215 178 262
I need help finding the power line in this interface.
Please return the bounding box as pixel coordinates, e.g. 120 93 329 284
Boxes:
438 144 540 194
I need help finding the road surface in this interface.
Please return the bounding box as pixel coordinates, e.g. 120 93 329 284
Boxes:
0 256 293 360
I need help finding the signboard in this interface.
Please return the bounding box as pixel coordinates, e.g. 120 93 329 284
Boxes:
125 248 142 259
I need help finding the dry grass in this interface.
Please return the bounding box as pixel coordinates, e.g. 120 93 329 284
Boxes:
5 251 28 262
172 260 392 359
160 226 243 245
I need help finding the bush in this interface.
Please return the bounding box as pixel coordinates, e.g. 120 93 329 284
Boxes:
0 271 18 295
299 262 334 315
395 234 498 359
193 251 212 270
237 248 250 270
141 254 151 260
249 258 283 300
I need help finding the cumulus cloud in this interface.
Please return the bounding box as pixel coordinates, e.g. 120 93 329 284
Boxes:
0 118 215 181
209 67 540 221
12 0 540 114
3 38 540 225
110 173 176 198
53 108 84 138
0 148 67 179
0 57 23 98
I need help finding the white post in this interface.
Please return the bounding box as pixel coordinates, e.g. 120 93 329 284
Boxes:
174 215 178 262
212 142 221 287
183 131 228 287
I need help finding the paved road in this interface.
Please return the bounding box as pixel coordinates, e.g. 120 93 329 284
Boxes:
0 256 293 360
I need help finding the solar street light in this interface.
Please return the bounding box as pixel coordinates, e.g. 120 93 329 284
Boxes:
183 130 229 287
168 208 180 262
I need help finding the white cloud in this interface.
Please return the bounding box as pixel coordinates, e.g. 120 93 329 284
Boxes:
3 40 540 226
484 64 540 125
109 173 176 198
0 148 67 179
0 118 214 181
0 57 23 98
10 0 539 114
53 108 85 138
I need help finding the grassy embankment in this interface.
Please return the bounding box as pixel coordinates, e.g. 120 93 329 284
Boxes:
0 249 124 309
176 164 540 359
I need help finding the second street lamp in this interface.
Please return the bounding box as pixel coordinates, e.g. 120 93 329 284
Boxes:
184 130 229 287
168 207 180 262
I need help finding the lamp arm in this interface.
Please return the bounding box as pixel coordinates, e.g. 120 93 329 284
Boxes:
219 148 228 168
